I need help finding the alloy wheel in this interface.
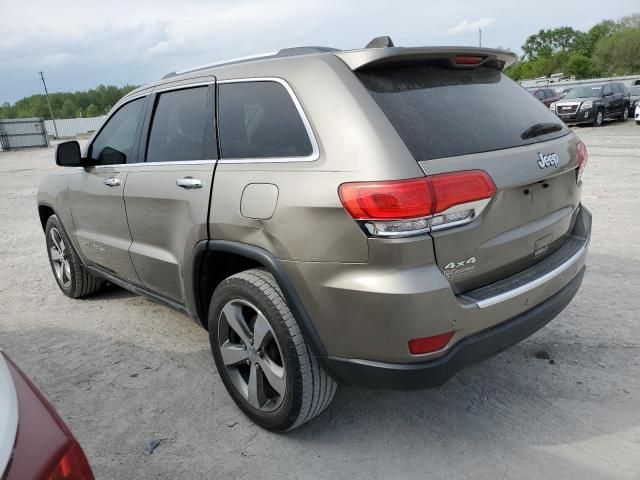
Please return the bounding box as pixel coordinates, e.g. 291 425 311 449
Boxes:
49 227 71 288
218 299 286 412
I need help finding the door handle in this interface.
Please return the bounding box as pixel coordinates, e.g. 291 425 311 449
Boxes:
103 177 121 187
176 178 204 189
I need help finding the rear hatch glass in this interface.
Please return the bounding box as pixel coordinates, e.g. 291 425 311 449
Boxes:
357 64 579 293
356 65 570 161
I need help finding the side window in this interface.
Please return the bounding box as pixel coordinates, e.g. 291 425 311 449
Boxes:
544 89 556 99
218 81 313 159
603 84 613 96
146 87 211 162
90 98 145 165
534 90 545 100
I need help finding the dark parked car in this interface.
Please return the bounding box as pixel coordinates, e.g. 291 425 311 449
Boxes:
0 351 94 479
528 87 561 107
552 82 630 126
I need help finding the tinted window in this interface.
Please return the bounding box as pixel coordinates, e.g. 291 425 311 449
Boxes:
534 90 545 99
603 84 613 95
357 65 569 161
565 86 602 98
544 89 557 98
90 98 144 165
218 82 313 159
147 87 211 162
612 84 621 94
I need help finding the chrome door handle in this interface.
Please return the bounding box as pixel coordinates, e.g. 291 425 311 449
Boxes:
103 177 121 187
176 178 204 189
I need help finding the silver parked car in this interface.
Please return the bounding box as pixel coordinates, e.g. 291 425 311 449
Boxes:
38 37 591 431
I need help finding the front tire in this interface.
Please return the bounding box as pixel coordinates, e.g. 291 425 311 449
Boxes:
594 109 604 127
209 269 336 431
45 215 103 298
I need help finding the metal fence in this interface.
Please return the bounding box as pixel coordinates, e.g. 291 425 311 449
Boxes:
521 74 640 91
0 118 49 151
44 116 105 138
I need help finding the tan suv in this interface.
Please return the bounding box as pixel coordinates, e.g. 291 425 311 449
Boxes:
38 38 591 431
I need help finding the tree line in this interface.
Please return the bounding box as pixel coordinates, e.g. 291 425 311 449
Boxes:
0 84 138 120
506 14 640 81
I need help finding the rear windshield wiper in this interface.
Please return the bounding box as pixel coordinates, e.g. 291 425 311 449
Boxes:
521 122 563 140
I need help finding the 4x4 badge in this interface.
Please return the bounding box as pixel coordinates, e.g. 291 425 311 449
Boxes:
537 152 559 169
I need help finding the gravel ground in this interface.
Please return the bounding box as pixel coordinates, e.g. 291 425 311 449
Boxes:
1 122 639 479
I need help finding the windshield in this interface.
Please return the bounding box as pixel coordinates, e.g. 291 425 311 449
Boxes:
565 86 602 99
357 65 569 161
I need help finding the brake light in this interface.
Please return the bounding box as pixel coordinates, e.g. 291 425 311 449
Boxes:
338 171 495 237
430 171 496 213
47 441 94 480
576 141 588 184
408 331 455 354
454 55 484 65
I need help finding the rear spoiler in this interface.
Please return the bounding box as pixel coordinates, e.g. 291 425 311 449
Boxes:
334 46 516 71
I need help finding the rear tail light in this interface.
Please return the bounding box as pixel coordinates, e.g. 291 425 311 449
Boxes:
576 141 588 184
408 331 455 355
47 441 94 480
454 55 485 65
339 170 495 238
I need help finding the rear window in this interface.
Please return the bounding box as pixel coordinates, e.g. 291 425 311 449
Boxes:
357 65 570 161
218 81 313 159
147 86 212 162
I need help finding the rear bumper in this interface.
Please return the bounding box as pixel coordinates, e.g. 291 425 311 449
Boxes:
283 206 591 365
324 265 585 389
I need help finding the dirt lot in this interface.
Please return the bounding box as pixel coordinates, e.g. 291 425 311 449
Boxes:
1 122 639 479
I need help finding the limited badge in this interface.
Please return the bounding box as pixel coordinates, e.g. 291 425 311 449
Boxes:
443 256 477 279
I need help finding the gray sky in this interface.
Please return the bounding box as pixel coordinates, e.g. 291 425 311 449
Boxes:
1 0 638 103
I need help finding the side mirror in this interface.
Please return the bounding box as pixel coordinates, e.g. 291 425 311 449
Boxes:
55 141 83 167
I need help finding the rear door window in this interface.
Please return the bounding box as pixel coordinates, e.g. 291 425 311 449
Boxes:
218 81 313 159
357 65 570 161
146 86 213 162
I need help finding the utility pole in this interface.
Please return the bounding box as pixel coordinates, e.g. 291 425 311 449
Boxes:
39 71 59 139
479 28 482 48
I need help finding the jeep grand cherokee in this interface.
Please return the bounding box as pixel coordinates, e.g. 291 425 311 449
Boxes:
38 37 591 431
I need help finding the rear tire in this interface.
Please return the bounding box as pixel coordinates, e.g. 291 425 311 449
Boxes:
45 215 103 298
208 269 336 431
619 106 629 122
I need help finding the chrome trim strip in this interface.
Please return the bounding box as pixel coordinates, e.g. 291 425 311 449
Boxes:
107 77 318 167
474 239 589 309
153 81 215 94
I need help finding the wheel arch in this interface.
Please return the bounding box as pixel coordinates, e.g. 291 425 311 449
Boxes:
37 203 56 231
190 240 328 358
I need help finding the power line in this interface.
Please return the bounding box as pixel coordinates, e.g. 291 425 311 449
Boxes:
39 71 59 139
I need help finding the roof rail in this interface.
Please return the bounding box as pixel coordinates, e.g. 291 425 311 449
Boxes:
162 46 339 79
